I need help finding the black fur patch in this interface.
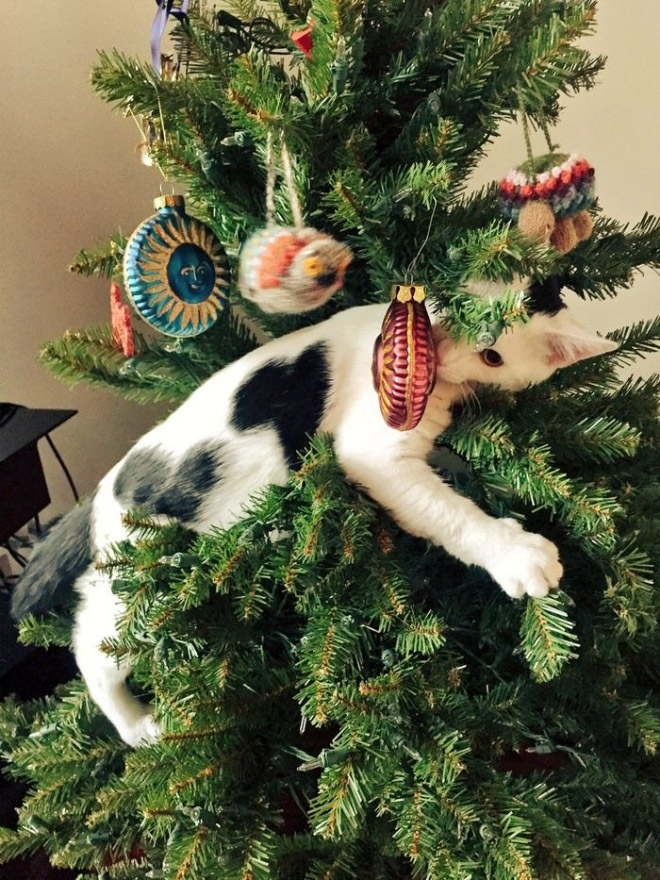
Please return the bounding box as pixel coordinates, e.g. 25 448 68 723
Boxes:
231 344 330 468
526 275 567 316
113 447 162 509
10 497 94 621
113 442 223 525
158 447 221 522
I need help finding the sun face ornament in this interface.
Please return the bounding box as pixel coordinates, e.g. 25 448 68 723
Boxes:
123 194 231 337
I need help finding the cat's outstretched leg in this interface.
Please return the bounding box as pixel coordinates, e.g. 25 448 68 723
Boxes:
338 451 562 599
72 567 161 747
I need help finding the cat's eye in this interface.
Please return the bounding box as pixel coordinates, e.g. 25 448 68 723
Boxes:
303 257 322 276
479 348 503 367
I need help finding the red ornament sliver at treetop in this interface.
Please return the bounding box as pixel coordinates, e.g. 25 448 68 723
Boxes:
291 22 314 58
372 284 438 431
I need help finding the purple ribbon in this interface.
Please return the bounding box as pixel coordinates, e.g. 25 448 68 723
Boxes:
151 0 189 75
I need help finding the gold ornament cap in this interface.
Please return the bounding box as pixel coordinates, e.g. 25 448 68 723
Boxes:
154 194 186 210
390 283 427 303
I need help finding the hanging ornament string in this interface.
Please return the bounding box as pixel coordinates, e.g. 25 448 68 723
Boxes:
151 0 189 76
404 197 439 285
265 132 277 226
263 132 305 229
517 91 556 158
539 117 557 153
129 107 169 178
159 180 176 197
279 136 305 231
518 102 535 167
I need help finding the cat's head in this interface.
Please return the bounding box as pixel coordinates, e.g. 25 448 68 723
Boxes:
435 278 618 391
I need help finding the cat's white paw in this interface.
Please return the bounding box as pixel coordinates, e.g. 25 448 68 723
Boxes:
119 713 162 748
486 519 563 599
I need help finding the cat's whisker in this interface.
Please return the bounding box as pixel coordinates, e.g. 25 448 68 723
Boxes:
458 382 481 413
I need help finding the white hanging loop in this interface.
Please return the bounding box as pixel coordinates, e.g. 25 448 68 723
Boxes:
280 135 305 231
265 131 276 226
158 180 176 197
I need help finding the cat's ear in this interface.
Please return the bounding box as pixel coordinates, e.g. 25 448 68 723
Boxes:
543 321 618 367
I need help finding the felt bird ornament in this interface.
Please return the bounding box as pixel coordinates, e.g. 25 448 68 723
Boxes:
238 227 353 314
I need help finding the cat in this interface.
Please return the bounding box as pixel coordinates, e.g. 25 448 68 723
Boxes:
10 278 617 746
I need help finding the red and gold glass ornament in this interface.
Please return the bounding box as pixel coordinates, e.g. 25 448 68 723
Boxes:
372 284 438 431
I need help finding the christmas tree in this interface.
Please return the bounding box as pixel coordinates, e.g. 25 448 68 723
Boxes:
2 2 660 879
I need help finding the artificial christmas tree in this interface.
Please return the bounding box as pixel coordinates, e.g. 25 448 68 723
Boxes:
2 2 659 879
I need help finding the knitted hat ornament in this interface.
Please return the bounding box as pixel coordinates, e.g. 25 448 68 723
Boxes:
499 104 596 255
500 153 595 254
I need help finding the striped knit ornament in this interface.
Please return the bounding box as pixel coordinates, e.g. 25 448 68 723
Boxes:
372 284 438 431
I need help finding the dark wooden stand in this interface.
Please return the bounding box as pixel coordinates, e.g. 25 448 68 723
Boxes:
0 407 77 544
0 406 77 677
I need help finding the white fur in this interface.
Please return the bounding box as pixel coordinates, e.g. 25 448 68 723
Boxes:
72 299 614 744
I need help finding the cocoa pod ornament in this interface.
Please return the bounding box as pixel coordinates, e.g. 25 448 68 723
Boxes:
372 284 438 431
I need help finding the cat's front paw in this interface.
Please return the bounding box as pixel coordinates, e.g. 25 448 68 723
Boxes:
486 519 563 599
119 712 162 748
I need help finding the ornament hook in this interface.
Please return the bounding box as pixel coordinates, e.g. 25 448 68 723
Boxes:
159 181 176 198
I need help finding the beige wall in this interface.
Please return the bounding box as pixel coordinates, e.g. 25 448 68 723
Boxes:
1 2 658 522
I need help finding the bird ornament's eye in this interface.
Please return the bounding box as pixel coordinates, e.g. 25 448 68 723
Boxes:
303 256 322 276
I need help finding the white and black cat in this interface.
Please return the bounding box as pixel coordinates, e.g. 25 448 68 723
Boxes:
11 279 616 746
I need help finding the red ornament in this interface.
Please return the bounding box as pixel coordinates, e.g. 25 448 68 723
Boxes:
103 842 146 868
110 281 135 357
372 284 438 431
291 22 314 58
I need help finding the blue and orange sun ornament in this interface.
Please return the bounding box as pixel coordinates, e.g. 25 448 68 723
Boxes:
123 194 231 337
